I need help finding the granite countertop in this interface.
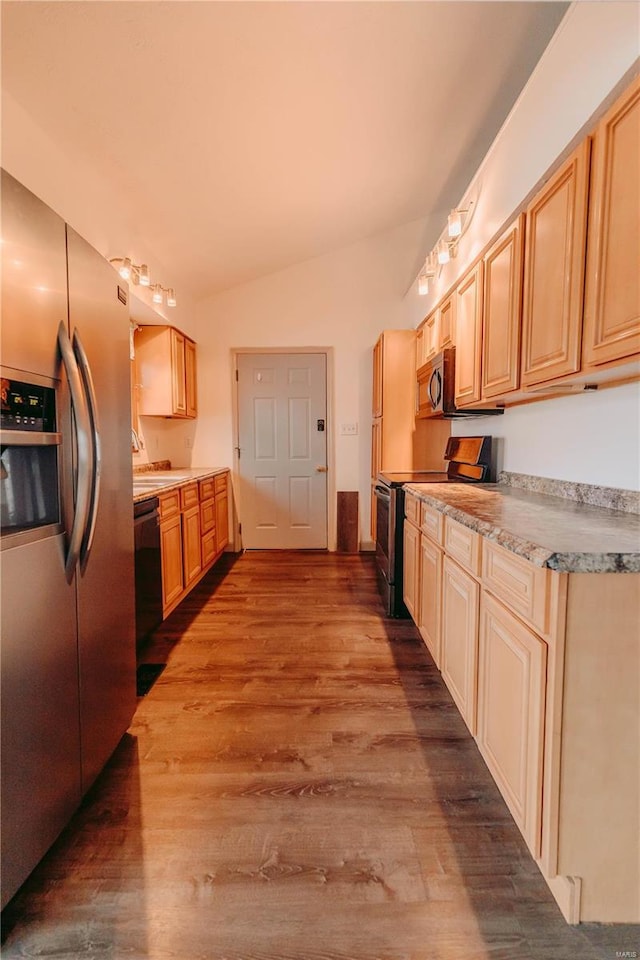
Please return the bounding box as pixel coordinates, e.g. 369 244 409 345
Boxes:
403 482 640 574
133 466 228 503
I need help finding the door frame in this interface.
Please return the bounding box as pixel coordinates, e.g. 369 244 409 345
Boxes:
230 346 335 551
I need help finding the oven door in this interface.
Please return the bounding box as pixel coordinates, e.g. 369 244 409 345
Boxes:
374 481 392 580
374 481 408 617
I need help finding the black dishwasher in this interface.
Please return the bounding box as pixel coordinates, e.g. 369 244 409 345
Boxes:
134 497 162 646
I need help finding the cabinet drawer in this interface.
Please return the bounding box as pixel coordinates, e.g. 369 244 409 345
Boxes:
181 483 199 510
214 473 228 496
200 498 216 535
405 493 420 525
199 477 215 501
482 540 551 636
420 503 443 544
444 517 481 576
159 490 180 519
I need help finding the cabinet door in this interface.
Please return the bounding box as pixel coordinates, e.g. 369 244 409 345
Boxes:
583 76 640 367
182 504 202 587
482 215 525 398
441 556 479 734
216 494 229 552
185 338 198 418
371 418 382 481
424 311 439 362
477 592 547 857
455 262 484 406
201 529 217 567
160 514 184 610
372 335 383 418
416 327 425 369
403 520 420 623
418 535 443 667
171 328 187 416
521 140 591 387
200 497 215 535
439 294 455 349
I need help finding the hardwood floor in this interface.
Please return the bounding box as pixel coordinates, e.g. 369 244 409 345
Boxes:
2 551 638 959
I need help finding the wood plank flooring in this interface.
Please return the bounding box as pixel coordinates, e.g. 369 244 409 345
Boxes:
2 551 638 959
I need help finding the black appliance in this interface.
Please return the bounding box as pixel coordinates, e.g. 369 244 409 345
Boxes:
134 497 163 646
374 435 492 617
417 347 504 419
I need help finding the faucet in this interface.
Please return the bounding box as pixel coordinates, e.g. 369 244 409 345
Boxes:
131 427 142 452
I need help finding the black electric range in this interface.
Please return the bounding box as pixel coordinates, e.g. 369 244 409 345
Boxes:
374 436 493 617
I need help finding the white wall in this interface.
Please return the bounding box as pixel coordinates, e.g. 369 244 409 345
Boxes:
453 383 640 490
193 218 432 545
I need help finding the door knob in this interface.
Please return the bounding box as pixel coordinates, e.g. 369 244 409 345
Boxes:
316 466 328 473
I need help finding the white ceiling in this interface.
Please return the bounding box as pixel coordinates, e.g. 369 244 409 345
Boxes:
2 1 568 301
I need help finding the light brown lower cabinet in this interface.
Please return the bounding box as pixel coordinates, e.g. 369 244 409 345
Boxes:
159 471 230 618
182 504 202 588
160 513 183 611
417 534 442 667
402 519 420 622
200 494 216 567
404 494 640 924
477 591 546 857
441 555 479 735
215 491 229 552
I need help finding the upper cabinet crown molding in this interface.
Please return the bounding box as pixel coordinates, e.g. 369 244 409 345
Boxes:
583 73 640 367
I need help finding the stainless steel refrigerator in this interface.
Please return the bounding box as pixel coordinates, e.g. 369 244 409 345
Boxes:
1 170 136 908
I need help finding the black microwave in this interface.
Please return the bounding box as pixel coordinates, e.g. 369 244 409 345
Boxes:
416 347 504 419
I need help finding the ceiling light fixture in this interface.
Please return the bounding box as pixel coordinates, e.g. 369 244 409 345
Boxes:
416 197 476 295
437 238 451 265
417 251 437 296
109 257 177 307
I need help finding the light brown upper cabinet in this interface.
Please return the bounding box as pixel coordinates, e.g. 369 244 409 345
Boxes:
371 331 418 479
583 75 640 368
135 324 198 418
185 337 198 418
418 298 455 369
455 261 484 407
481 214 525 399
439 294 455 349
423 309 439 363
521 140 591 388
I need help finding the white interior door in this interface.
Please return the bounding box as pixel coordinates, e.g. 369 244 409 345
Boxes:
237 353 328 549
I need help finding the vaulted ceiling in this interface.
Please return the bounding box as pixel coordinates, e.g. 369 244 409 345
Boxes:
2 1 568 300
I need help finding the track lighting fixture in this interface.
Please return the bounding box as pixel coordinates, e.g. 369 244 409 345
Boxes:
109 258 176 307
417 251 437 296
416 197 476 295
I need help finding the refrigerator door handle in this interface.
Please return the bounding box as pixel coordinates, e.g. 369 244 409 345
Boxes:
57 322 93 583
73 328 101 573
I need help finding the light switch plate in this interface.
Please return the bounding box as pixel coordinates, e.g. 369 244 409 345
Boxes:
340 422 358 436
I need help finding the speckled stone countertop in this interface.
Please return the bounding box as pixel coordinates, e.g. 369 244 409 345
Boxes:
133 466 228 504
403 482 640 574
